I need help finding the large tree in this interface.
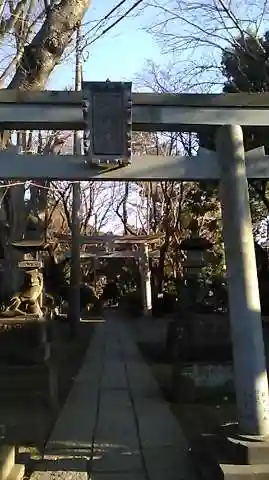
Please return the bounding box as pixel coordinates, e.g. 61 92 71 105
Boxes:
144 0 269 92
6 0 90 89
222 32 269 221
199 30 269 223
222 32 269 151
0 0 90 294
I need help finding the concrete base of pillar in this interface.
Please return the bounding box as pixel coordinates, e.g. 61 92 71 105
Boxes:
221 464 269 478
225 435 269 466
191 424 269 479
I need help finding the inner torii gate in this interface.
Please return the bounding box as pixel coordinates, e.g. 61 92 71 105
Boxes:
57 232 162 316
1 83 269 437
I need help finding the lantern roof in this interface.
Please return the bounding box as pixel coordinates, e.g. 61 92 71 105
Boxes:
179 236 213 251
11 239 53 252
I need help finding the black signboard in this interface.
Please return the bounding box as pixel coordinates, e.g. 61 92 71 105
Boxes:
82 81 132 166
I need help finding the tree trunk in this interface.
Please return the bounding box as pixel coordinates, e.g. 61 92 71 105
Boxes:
8 0 90 90
157 235 170 293
122 182 129 235
0 0 90 296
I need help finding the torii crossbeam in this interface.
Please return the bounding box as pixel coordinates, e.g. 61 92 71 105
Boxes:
0 88 269 130
1 84 269 180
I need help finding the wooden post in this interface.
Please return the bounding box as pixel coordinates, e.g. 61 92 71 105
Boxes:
69 182 81 336
68 27 82 336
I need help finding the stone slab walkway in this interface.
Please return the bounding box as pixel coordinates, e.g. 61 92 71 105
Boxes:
39 312 199 480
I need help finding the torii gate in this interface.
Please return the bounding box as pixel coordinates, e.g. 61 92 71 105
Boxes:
1 83 269 437
56 232 162 316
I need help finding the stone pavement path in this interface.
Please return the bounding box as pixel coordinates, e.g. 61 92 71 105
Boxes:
35 313 199 480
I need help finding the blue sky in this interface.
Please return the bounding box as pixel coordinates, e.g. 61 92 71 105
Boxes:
46 1 162 232
48 1 161 90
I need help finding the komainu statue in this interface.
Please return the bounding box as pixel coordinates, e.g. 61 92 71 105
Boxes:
4 269 43 317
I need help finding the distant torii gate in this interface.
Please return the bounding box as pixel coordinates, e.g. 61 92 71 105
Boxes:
57 233 161 317
1 83 269 437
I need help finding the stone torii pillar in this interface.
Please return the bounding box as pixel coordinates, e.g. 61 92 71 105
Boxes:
140 243 152 316
217 125 269 436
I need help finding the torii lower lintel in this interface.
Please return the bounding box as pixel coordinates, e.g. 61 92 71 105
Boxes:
0 147 269 181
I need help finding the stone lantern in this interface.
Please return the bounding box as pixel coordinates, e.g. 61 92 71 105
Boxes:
165 220 213 366
180 236 213 276
180 219 212 273
179 220 213 307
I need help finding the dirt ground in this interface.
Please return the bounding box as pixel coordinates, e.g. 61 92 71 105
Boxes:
134 317 237 444
149 360 236 441
0 318 94 453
